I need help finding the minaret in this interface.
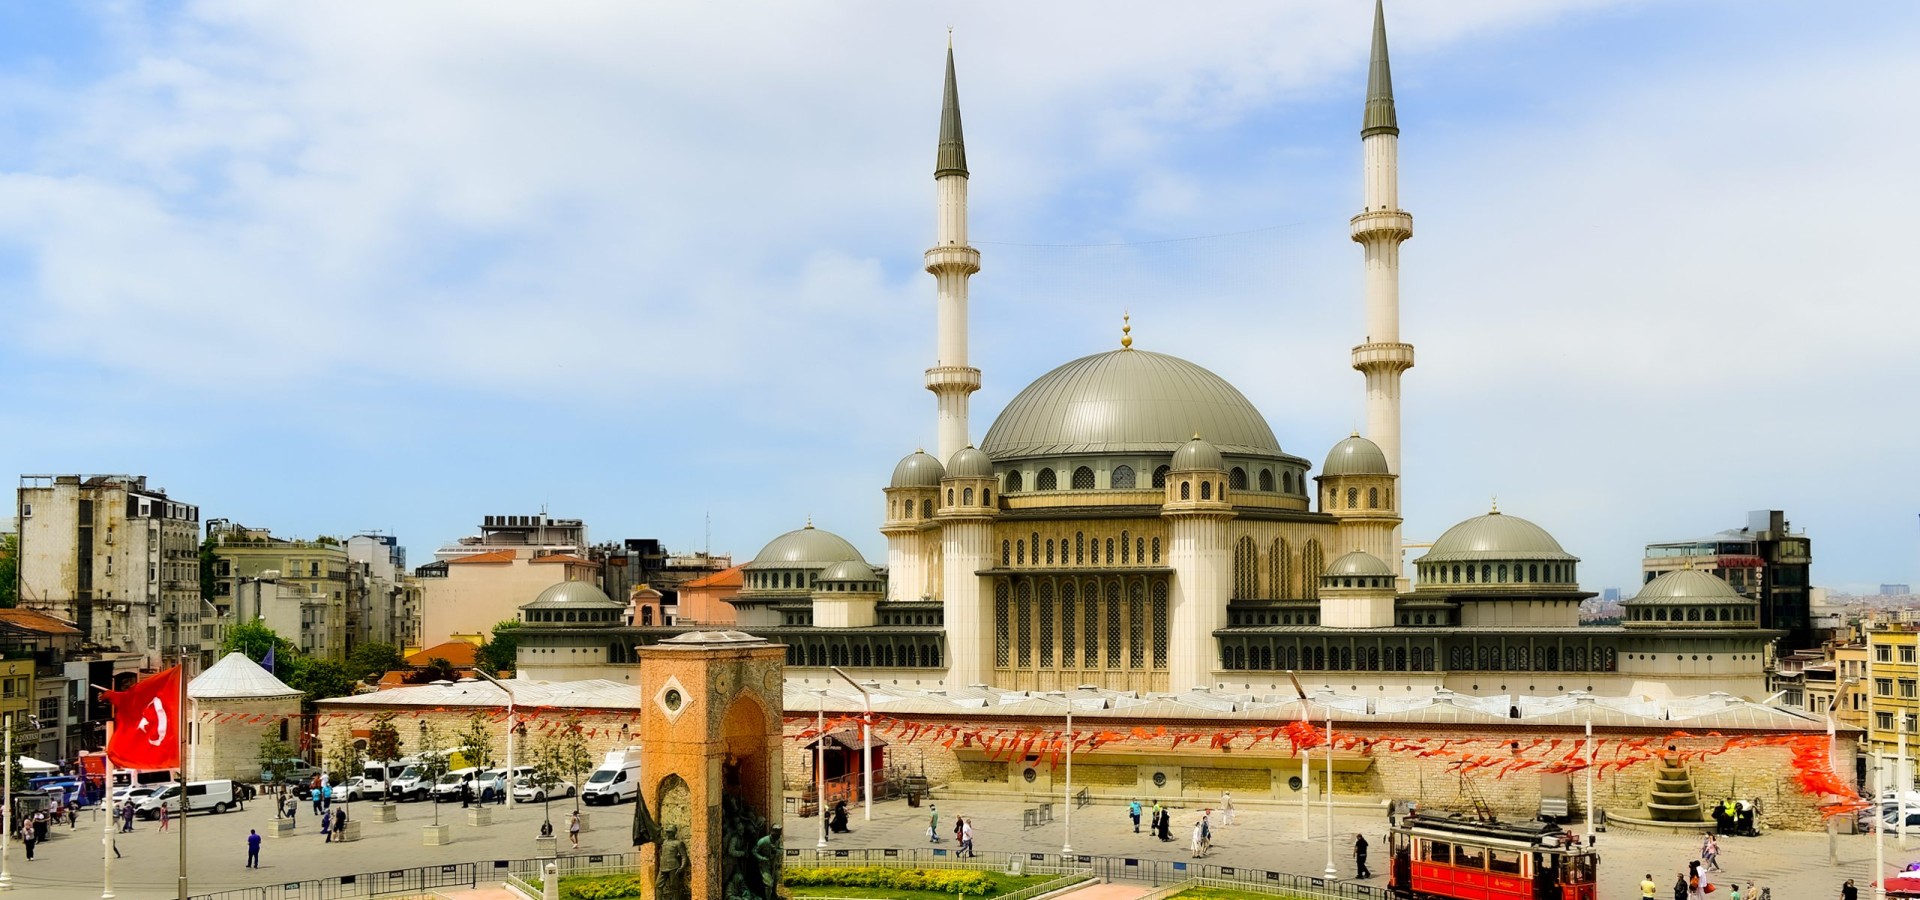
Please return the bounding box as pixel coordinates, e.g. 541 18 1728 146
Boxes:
926 42 983 463
1351 0 1414 571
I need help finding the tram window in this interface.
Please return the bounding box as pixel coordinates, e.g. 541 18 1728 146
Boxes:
1421 840 1451 864
1487 848 1523 875
1566 855 1596 884
1451 844 1486 870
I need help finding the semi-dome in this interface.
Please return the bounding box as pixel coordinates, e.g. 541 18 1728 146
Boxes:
749 523 865 567
1626 569 1746 605
1325 550 1393 577
890 450 945 488
1170 435 1225 473
525 580 622 609
1323 434 1389 476
946 446 993 478
1420 510 1576 563
981 349 1283 460
818 559 880 583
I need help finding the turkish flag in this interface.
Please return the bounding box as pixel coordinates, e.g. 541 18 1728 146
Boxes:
103 666 183 770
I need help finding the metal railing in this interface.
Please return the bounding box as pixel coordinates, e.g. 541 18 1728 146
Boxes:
185 853 641 900
780 847 1384 897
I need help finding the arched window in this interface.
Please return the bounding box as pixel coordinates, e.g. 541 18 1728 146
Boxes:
1180 481 1191 500
1151 537 1161 564
946 489 954 506
922 499 933 518
1075 532 1085 565
1384 487 1392 508
1687 608 1700 621
1037 468 1057 491
1269 538 1291 599
1072 466 1095 490
1229 467 1248 490
901 500 912 519
1111 465 1136 489
1200 481 1212 500
1497 564 1507 583
962 487 973 505
1282 471 1294 493
1346 487 1359 508
1233 537 1257 599
1121 530 1131 564
1001 540 1011 566
1703 607 1717 622
1016 540 1025 565
1481 564 1492 583
1152 465 1169 488
1105 538 1115 563
1302 540 1324 600
1006 471 1023 492
1045 539 1055 565
1258 469 1274 492
1451 565 1461 583
1367 487 1379 509
982 488 990 504
1528 564 1538 582
1465 566 1476 584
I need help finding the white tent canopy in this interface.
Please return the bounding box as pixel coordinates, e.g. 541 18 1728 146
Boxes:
18 757 57 773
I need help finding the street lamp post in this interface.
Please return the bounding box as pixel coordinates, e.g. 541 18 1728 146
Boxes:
472 670 518 809
828 667 873 823
1046 691 1075 857
1584 705 1596 842
1324 709 1336 878
1878 749 1889 900
1284 671 1310 840
811 689 828 850
1 711 14 891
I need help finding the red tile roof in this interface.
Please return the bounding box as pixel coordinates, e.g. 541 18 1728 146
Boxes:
529 553 594 565
406 640 480 668
0 607 84 636
682 565 745 589
445 549 516 565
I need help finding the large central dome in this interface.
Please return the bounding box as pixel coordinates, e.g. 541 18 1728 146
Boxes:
981 349 1283 460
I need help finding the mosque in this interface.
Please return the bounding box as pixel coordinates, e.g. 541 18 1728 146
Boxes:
518 4 1778 700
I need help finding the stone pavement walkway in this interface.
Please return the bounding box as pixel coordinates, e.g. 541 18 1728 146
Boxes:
1058 883 1157 899
783 796 1909 900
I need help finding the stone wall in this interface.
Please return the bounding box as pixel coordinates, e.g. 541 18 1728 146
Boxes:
190 695 302 783
316 707 642 778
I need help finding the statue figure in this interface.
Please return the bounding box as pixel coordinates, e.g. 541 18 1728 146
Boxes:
753 825 783 899
656 824 691 900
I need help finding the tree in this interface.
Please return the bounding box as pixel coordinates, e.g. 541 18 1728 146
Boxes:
528 727 572 827
365 713 404 802
346 641 406 682
416 719 450 826
327 734 365 809
0 533 19 609
284 656 357 711
260 731 299 816
5 712 36 794
420 657 456 682
548 716 594 814
221 620 296 663
457 712 496 774
476 619 521 676
199 535 217 603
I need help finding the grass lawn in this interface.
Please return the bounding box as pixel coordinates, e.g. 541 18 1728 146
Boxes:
784 871 1065 899
1170 886 1305 900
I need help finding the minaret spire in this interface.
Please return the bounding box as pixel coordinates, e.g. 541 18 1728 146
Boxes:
926 39 983 463
1350 0 1414 580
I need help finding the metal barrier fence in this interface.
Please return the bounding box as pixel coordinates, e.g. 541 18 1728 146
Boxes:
780 846 1385 897
186 852 641 900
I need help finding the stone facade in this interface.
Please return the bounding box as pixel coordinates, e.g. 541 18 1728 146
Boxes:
190 695 302 783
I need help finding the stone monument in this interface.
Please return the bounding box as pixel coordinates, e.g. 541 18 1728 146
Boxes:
635 631 786 900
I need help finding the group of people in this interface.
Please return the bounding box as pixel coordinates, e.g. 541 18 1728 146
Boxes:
1711 798 1761 837
1654 858 1768 900
922 804 975 857
277 779 348 842
457 771 509 808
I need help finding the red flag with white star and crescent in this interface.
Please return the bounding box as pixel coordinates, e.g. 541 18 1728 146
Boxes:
103 666 183 770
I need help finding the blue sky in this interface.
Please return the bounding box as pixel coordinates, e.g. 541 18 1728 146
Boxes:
1 1 1915 594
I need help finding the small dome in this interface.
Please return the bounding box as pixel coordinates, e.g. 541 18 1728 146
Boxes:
946 446 993 478
749 524 865 568
524 580 622 609
1420 510 1576 563
1325 550 1393 578
1323 434 1389 476
1170 436 1225 473
818 559 879 583
890 450 945 488
1626 569 1747 605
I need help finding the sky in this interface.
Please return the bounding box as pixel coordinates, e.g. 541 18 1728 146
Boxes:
0 1 1915 595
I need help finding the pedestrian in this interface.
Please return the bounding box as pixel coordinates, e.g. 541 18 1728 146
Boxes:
960 817 975 858
1221 791 1235 826
1157 806 1173 842
1730 884 1742 900
19 820 34 861
111 836 122 859
1843 879 1859 900
320 809 332 843
461 775 472 809
495 772 507 806
121 801 135 833
311 778 324 816
952 813 962 844
159 803 170 832
1190 817 1204 858
1641 873 1658 900
568 810 581 850
284 794 297 826
1704 834 1721 872
1673 873 1687 900
1129 798 1142 833
1355 833 1371 878
333 808 346 841
1199 810 1212 856
928 804 940 843
247 829 262 868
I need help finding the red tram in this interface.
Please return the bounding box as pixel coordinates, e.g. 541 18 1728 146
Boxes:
1387 813 1597 900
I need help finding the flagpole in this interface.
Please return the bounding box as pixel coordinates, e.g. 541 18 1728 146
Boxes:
177 652 189 900
102 719 114 900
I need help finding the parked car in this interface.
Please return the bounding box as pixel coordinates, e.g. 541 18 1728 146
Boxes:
430 767 483 803
260 759 319 784
512 776 576 803
112 785 158 806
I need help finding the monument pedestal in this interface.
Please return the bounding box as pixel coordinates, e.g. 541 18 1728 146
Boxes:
422 823 451 845
535 835 558 855
336 821 362 842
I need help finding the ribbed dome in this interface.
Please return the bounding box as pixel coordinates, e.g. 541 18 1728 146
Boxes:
1325 550 1393 577
190 652 303 700
818 560 880 583
1170 435 1225 473
890 450 945 488
1626 569 1746 605
1420 511 1576 563
525 580 622 609
946 446 993 478
1323 435 1389 476
749 524 864 567
981 350 1282 460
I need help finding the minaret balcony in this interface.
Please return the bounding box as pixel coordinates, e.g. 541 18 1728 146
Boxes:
924 365 982 392
1349 209 1413 241
1350 342 1415 371
924 245 981 274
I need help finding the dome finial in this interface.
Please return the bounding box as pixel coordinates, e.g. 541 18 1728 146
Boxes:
1121 311 1133 349
805 514 814 529
1489 496 1499 514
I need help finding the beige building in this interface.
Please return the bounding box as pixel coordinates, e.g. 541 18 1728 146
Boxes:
16 474 215 667
418 549 600 648
187 651 304 783
209 523 353 661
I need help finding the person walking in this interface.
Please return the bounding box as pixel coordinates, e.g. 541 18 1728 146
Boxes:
1129 799 1142 833
333 808 346 841
1704 834 1722 872
1157 806 1173 842
1729 884 1742 900
568 810 582 850
121 801 135 833
960 817 975 858
320 808 332 843
1642 873 1658 899
159 802 170 832
495 772 508 806
1673 873 1688 900
20 819 35 861
1189 817 1204 858
1843 879 1859 900
247 829 262 868
1354 833 1372 879
1199 810 1212 856
283 794 297 826
1221 791 1235 826
928 804 940 843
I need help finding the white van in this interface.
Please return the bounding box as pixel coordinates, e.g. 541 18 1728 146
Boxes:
363 758 415 799
431 767 483 803
581 747 641 806
136 780 238 818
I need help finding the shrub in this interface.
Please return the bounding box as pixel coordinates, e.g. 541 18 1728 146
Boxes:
783 866 998 897
558 874 646 900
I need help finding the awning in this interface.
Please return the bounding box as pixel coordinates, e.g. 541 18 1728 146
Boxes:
19 757 58 773
802 728 889 752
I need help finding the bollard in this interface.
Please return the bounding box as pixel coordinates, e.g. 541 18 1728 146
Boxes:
543 862 559 900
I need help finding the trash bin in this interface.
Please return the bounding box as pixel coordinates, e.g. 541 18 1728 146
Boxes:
907 790 921 808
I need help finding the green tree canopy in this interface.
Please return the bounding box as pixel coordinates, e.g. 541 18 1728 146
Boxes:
346 641 406 681
1 533 19 609
476 619 521 675
220 619 298 663
285 656 356 711
199 535 217 602
457 712 496 771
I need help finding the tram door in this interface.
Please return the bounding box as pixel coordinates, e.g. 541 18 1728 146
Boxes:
1531 852 1556 900
1391 832 1413 894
